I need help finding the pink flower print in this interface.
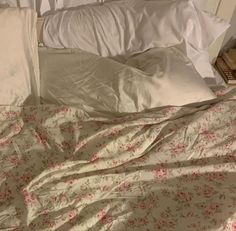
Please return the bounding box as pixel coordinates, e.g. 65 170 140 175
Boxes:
75 141 86 150
25 114 36 123
121 142 140 154
141 124 152 131
176 191 192 203
101 186 109 192
12 124 21 133
20 174 31 183
61 141 72 151
0 139 11 148
207 172 225 182
203 203 220 217
161 189 171 197
62 124 82 133
56 106 69 114
97 209 113 226
201 130 216 141
48 162 65 170
35 131 47 145
117 182 131 192
231 120 236 127
0 189 12 202
171 143 186 155
128 218 148 228
232 222 236 231
126 144 138 153
0 172 7 181
108 128 121 137
90 154 100 163
153 168 167 180
155 219 176 230
210 105 222 113
137 218 148 226
22 189 37 206
188 172 200 181
68 210 77 221
43 219 56 229
65 177 76 185
77 193 93 201
4 110 20 119
164 107 175 116
196 186 215 198
139 202 147 210
215 90 225 97
133 156 148 165
9 155 21 166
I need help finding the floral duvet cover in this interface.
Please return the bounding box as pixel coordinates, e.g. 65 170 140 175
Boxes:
0 89 236 231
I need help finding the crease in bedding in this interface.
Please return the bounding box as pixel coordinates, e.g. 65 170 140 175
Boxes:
0 88 235 230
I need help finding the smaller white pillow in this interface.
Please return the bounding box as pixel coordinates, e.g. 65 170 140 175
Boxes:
39 47 216 113
0 8 40 106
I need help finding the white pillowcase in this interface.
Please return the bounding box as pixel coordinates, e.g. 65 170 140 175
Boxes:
103 0 218 80
173 42 215 79
43 0 229 59
39 47 216 113
0 8 40 106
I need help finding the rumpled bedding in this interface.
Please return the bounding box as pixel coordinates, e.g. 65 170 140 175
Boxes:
0 88 236 230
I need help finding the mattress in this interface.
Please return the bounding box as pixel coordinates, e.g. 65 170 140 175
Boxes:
0 87 235 230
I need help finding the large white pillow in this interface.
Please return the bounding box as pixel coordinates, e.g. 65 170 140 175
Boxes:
43 0 229 58
39 47 216 113
101 0 217 80
0 8 40 106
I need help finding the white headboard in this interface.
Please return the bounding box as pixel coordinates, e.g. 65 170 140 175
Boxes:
37 0 236 62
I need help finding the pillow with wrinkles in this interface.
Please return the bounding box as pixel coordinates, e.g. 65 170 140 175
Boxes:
39 47 216 113
43 0 229 59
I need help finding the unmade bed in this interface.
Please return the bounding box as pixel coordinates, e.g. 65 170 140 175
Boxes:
0 1 235 230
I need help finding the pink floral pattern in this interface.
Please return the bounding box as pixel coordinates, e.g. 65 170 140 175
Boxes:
0 88 235 230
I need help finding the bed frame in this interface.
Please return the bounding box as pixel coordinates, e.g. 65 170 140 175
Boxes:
37 0 236 62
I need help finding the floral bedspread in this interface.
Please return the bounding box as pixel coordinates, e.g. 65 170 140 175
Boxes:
0 89 236 231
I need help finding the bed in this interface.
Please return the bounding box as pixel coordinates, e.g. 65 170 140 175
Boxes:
0 1 236 231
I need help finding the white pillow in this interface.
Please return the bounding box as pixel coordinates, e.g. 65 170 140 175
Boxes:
43 0 229 58
0 8 40 106
104 0 217 80
173 42 215 79
39 47 216 113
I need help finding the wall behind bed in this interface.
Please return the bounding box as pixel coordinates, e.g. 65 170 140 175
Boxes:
208 0 236 61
